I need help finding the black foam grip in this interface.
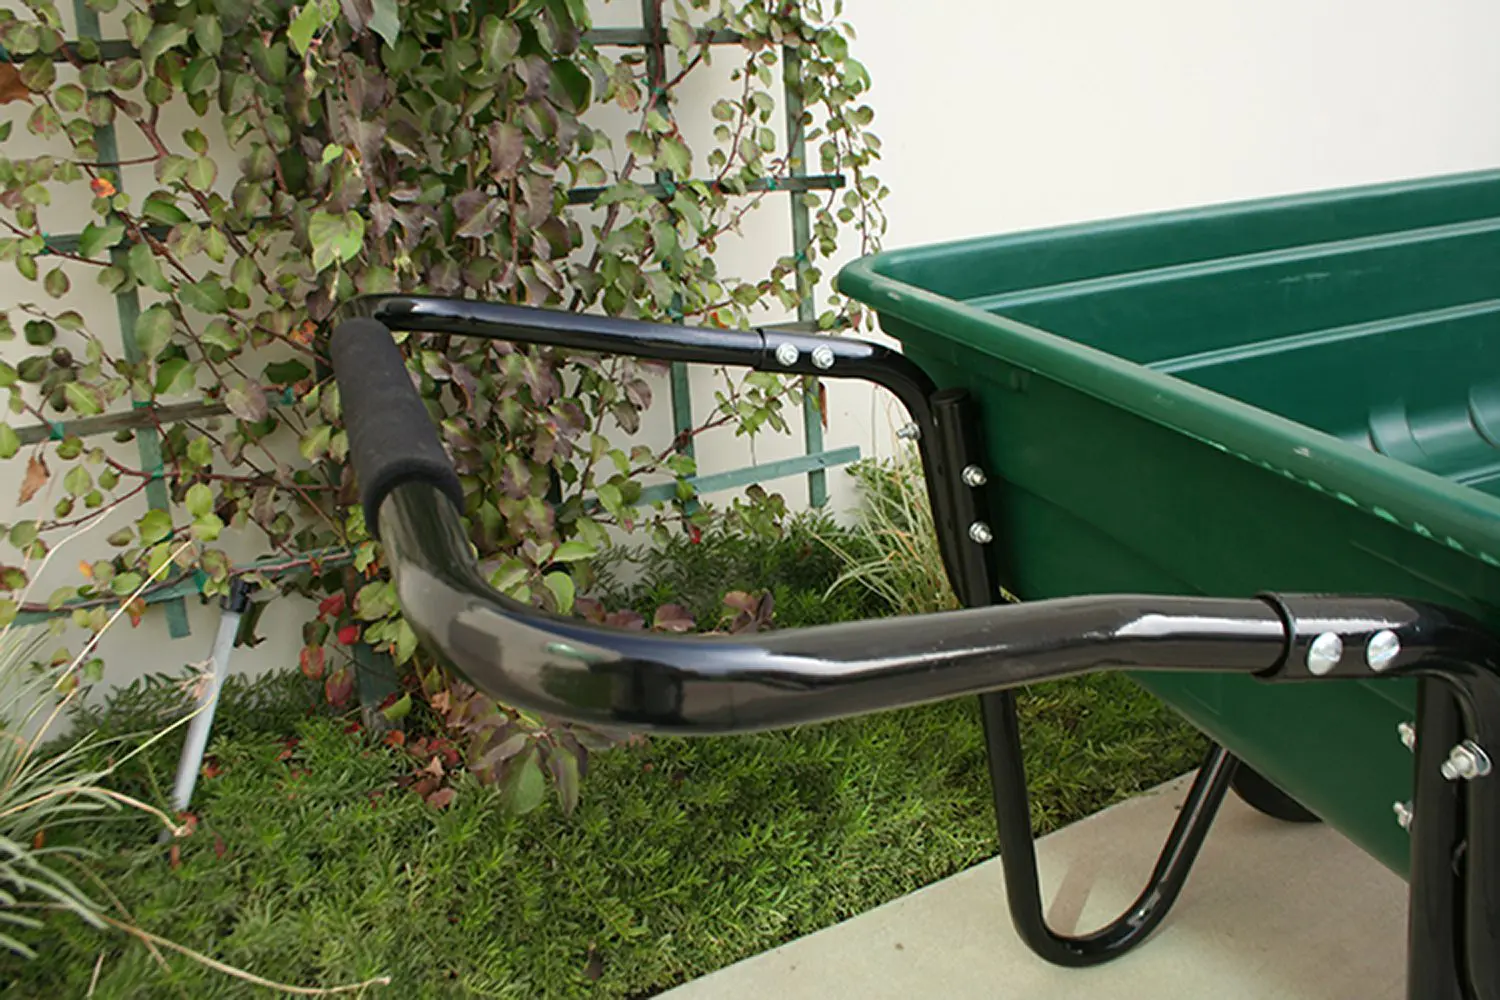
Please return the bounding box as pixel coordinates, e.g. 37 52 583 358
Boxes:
330 318 464 537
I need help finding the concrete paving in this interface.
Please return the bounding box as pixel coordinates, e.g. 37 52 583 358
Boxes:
659 772 1407 999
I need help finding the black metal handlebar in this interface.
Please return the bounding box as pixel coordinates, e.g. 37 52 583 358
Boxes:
324 296 1480 735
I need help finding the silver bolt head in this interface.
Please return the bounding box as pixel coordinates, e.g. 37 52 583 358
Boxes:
1440 741 1492 781
961 465 988 487
968 522 994 544
1306 632 1344 676
1393 801 1414 830
775 342 800 366
1366 629 1401 672
811 345 835 370
895 423 921 441
1397 721 1417 751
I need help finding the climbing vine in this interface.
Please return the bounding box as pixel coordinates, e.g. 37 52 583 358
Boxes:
0 0 886 810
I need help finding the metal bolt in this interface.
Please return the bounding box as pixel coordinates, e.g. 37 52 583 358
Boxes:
1394 801 1414 830
811 345 835 370
968 522 994 544
1440 740 1493 781
1306 632 1344 676
774 342 800 367
1366 629 1401 672
961 465 987 487
896 423 921 441
1397 721 1417 751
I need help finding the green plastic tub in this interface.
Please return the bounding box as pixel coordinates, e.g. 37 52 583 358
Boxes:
837 168 1500 877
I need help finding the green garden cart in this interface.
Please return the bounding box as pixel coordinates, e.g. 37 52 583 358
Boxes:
325 168 1500 1000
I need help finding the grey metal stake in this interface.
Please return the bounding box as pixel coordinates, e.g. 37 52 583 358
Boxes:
168 578 253 815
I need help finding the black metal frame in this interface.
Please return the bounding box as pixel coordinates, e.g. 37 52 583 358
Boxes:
328 295 1500 1000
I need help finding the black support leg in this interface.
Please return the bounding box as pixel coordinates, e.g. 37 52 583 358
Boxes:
979 689 1237 967
1406 678 1467 1000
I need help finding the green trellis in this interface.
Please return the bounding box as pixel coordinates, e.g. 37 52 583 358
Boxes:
4 0 862 638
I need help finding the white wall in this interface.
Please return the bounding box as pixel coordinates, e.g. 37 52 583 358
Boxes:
5 0 1500 702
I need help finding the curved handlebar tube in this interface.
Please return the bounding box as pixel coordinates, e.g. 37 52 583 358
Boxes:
379 478 1293 734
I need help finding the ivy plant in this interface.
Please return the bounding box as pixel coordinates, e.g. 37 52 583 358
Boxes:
0 0 886 812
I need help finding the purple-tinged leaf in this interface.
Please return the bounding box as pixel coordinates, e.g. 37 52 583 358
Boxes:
224 380 269 422
652 603 694 633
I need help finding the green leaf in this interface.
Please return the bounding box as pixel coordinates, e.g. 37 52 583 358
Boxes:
502 750 546 814
551 540 596 563
186 156 217 190
141 22 192 71
370 0 400 46
355 580 398 620
308 211 366 271
134 305 174 359
179 278 227 314
64 383 103 416
124 10 152 48
43 268 68 298
264 360 310 386
139 509 173 545
479 15 520 71
0 425 17 460
111 572 143 597
490 559 529 595
288 2 328 55
596 482 623 515
127 242 168 292
203 227 229 263
298 424 332 460
194 14 224 56
55 84 86 113
154 358 195 396
142 196 189 225
393 618 417 664
185 483 214 518
78 221 125 259
658 136 691 177
191 513 224 541
201 320 240 352
542 572 575 615
187 436 214 467
549 61 591 113
380 692 412 722
23 321 54 347
63 465 91 497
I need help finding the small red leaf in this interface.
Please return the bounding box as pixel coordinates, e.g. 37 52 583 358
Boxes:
318 593 346 618
201 757 222 779
337 624 360 646
299 645 325 680
605 609 646 630
168 844 181 869
213 834 226 860
425 787 456 809
383 730 407 748
176 811 199 836
324 667 354 707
